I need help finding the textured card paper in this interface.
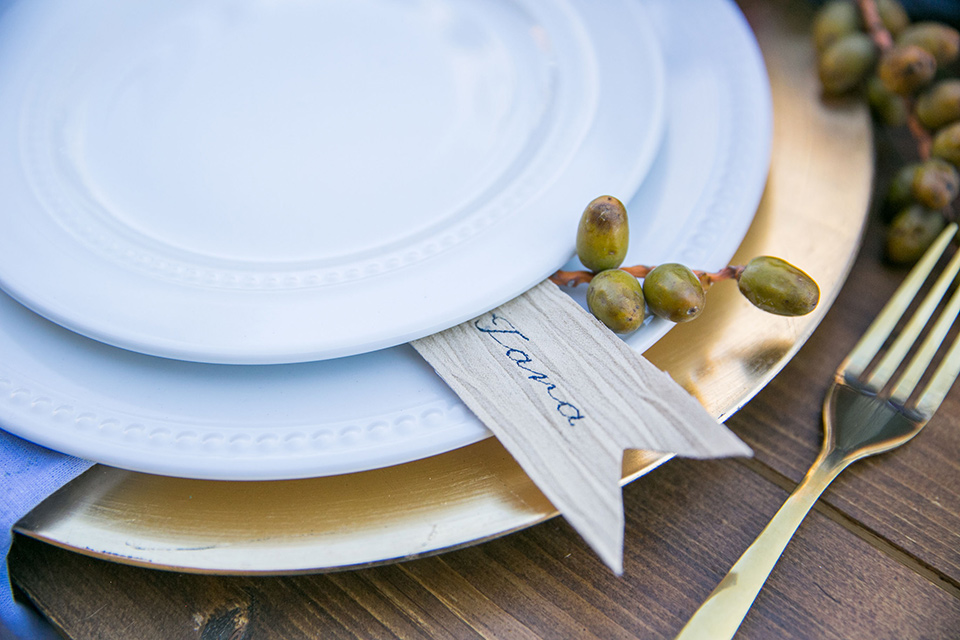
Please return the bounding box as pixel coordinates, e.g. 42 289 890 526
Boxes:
412 280 751 573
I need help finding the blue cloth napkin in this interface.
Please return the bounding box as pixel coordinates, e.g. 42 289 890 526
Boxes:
1 430 92 640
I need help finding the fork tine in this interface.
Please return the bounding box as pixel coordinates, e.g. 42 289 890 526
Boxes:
915 317 960 417
890 271 960 405
843 223 958 381
867 236 960 391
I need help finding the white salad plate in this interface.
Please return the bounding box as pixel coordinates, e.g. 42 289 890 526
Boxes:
0 0 771 480
0 0 665 364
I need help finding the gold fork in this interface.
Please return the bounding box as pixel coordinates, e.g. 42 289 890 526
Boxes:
676 222 960 640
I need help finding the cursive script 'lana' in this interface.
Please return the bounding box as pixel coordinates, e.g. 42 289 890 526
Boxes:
473 314 585 427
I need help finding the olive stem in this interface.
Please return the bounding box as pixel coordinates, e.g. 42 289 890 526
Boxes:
856 0 933 159
856 0 893 49
550 270 596 286
549 265 745 290
697 265 746 289
907 107 933 160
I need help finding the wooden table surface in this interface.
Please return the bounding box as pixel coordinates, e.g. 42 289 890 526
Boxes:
10 145 960 640
9 5 960 640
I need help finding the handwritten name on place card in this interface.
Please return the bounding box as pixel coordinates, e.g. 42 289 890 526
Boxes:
413 280 751 573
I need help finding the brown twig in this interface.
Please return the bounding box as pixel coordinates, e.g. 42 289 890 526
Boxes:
906 105 934 159
622 265 655 279
550 270 595 286
856 0 893 49
857 0 933 159
696 265 745 288
549 265 745 290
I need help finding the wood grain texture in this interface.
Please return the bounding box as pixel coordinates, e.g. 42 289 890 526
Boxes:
412 280 749 572
11 456 960 639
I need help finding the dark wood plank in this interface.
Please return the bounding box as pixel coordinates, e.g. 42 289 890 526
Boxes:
727 129 960 588
12 455 960 639
636 461 960 639
323 567 488 640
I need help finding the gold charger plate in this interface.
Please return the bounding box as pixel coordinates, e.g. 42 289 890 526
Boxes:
14 0 874 574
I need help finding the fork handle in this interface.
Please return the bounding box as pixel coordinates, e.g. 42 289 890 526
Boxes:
675 452 848 640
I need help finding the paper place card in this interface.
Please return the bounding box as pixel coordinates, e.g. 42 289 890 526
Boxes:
412 280 751 573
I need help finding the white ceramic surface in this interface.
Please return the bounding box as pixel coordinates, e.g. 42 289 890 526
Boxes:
0 0 665 364
0 0 771 480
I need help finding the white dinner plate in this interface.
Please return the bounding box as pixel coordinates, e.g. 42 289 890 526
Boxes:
0 0 771 480
0 0 665 364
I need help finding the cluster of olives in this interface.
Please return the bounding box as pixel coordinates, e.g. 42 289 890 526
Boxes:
569 196 820 335
814 0 960 263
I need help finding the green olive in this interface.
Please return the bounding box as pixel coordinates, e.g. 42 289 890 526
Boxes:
914 79 960 130
868 75 908 126
878 0 910 38
932 122 960 167
819 33 878 94
878 44 937 95
576 195 629 272
912 158 960 209
883 162 920 223
586 269 645 334
642 263 706 323
737 257 820 317
887 163 921 211
813 0 862 53
886 205 947 264
897 22 960 66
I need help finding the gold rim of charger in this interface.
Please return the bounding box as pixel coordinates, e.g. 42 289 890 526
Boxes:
14 0 875 575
